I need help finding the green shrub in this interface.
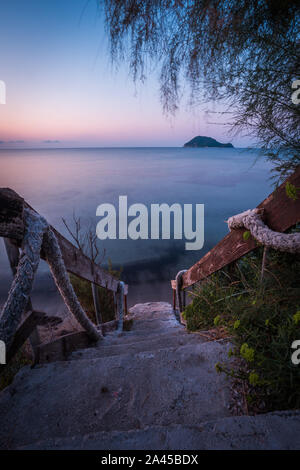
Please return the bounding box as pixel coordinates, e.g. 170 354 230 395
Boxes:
183 247 300 411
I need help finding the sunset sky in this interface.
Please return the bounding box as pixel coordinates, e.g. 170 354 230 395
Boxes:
0 0 252 148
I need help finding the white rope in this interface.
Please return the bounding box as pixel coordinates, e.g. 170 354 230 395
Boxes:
0 208 101 350
43 227 101 342
227 208 300 253
0 209 48 349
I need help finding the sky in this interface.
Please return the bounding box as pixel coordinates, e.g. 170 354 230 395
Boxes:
0 0 252 148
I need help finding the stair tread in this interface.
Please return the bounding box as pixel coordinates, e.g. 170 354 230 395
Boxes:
0 302 234 450
16 411 300 450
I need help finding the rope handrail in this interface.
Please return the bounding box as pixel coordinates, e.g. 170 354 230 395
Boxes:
227 208 300 253
0 207 101 351
172 166 300 312
0 188 128 295
0 189 129 362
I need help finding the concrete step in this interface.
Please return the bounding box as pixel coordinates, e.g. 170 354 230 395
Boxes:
16 411 300 450
0 340 232 450
126 302 181 333
70 330 206 361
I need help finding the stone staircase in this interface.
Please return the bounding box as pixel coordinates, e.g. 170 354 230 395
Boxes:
0 302 299 450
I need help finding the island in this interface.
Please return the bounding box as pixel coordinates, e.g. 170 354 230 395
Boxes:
183 135 234 148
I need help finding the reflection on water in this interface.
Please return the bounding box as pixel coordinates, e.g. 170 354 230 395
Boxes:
0 147 273 307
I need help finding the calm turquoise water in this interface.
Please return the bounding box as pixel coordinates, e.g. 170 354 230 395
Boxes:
0 147 273 307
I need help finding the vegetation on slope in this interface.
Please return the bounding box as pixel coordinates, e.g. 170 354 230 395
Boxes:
183 242 300 412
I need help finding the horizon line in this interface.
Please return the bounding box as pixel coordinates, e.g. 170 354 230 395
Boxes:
0 145 253 151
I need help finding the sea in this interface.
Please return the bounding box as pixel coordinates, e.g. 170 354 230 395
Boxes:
0 147 273 310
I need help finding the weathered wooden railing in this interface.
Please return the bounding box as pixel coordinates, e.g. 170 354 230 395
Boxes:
0 188 129 364
171 166 300 321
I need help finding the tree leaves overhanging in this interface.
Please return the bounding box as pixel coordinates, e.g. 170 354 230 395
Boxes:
101 0 300 180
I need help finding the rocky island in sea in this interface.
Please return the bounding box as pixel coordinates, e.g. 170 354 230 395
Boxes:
184 135 234 148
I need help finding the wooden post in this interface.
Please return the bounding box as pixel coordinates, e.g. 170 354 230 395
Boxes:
6 310 61 364
3 238 41 360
